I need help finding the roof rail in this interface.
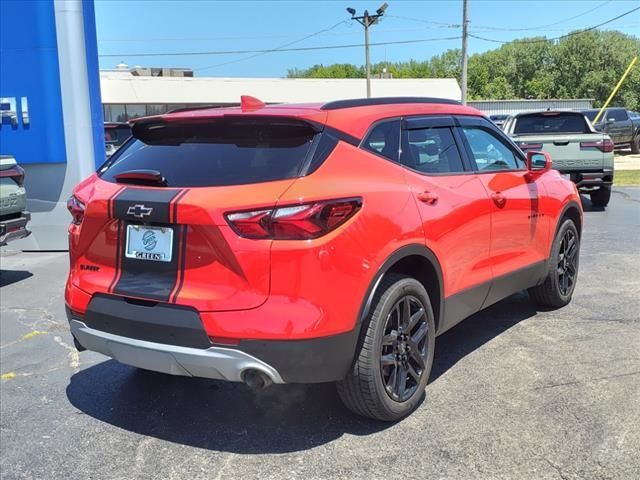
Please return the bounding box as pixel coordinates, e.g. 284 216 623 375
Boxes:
166 104 225 114
320 97 462 110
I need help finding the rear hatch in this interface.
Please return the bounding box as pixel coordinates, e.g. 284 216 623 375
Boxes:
510 111 611 171
71 116 322 311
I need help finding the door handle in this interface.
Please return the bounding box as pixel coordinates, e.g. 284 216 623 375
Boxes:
417 191 438 204
491 192 506 208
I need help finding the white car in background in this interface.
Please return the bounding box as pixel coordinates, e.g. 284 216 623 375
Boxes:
0 155 30 246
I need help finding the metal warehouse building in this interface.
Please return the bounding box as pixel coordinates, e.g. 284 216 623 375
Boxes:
99 69 593 121
99 70 462 121
468 98 593 116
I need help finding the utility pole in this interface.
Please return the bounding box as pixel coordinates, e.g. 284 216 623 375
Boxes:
461 0 469 105
347 3 388 98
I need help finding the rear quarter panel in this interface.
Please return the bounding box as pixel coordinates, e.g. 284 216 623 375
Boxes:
203 142 426 339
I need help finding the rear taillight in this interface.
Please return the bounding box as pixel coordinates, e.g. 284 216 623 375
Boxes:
0 165 25 186
517 142 543 151
67 195 86 225
580 138 614 153
226 198 362 240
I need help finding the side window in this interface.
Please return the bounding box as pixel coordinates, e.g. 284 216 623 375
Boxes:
400 127 465 174
461 127 523 171
609 109 628 122
362 120 400 161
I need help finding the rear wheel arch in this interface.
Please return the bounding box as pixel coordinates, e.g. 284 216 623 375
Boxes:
542 200 582 279
357 244 444 335
557 201 582 240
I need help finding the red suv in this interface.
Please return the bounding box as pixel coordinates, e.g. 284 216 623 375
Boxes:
66 97 582 421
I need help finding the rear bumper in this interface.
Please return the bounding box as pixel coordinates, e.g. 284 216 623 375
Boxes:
560 170 613 190
66 294 358 384
0 211 31 245
70 319 286 384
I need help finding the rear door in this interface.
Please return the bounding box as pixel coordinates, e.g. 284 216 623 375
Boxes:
457 117 550 301
606 109 631 144
398 116 493 327
71 117 320 311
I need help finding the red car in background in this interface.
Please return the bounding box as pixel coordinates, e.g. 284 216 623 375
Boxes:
66 97 582 421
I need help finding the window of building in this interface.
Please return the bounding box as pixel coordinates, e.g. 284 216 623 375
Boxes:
125 104 146 120
104 104 126 123
146 104 168 116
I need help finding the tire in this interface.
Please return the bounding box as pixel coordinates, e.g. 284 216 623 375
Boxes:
631 136 640 154
528 219 580 308
337 274 436 421
590 186 611 207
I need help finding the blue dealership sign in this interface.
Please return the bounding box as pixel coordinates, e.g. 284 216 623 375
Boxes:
0 0 105 249
0 0 67 164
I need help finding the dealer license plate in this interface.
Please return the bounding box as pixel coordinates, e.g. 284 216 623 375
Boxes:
125 225 173 263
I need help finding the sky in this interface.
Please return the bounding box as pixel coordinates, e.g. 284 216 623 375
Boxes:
95 0 640 77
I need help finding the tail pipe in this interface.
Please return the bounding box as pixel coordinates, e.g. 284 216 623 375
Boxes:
242 369 274 390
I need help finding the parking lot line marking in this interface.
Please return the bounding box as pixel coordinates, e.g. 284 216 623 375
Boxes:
0 372 16 381
21 330 45 340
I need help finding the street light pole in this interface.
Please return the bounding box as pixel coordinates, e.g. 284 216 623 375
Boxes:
347 3 388 98
461 0 469 105
364 16 371 97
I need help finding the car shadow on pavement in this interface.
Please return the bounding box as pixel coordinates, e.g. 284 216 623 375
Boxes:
430 292 538 382
66 292 539 454
0 269 33 287
66 360 392 454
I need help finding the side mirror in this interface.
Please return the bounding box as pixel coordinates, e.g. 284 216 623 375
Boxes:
526 151 551 173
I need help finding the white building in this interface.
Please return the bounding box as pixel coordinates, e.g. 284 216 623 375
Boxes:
99 70 462 121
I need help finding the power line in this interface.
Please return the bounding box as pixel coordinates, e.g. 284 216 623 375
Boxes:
196 20 349 72
99 4 638 60
471 0 613 32
385 13 460 28
386 1 613 32
99 35 462 58
469 5 640 44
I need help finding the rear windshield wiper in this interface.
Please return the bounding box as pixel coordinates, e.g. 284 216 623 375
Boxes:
114 169 167 186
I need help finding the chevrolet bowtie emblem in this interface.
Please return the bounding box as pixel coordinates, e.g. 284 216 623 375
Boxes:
126 204 153 218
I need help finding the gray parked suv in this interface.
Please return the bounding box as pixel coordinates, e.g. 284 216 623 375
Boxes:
0 155 30 246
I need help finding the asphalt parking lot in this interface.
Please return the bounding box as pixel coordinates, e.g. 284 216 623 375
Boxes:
1 188 639 480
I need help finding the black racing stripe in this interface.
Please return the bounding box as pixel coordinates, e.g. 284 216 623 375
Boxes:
112 187 184 302
108 220 124 293
113 188 182 223
106 186 126 219
171 189 189 223
170 225 189 303
114 224 181 302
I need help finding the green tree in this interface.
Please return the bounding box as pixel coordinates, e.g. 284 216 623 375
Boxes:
286 30 640 110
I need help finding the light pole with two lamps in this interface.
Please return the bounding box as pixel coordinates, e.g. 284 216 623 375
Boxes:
346 3 388 98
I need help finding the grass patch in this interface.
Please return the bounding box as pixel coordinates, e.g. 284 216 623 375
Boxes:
614 170 640 186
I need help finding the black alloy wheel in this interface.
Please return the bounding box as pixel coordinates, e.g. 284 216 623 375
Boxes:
337 274 436 421
557 228 578 296
380 295 429 402
529 218 580 308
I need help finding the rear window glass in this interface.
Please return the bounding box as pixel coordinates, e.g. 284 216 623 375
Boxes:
608 109 628 121
104 125 131 147
513 113 589 135
100 119 317 187
583 110 598 122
